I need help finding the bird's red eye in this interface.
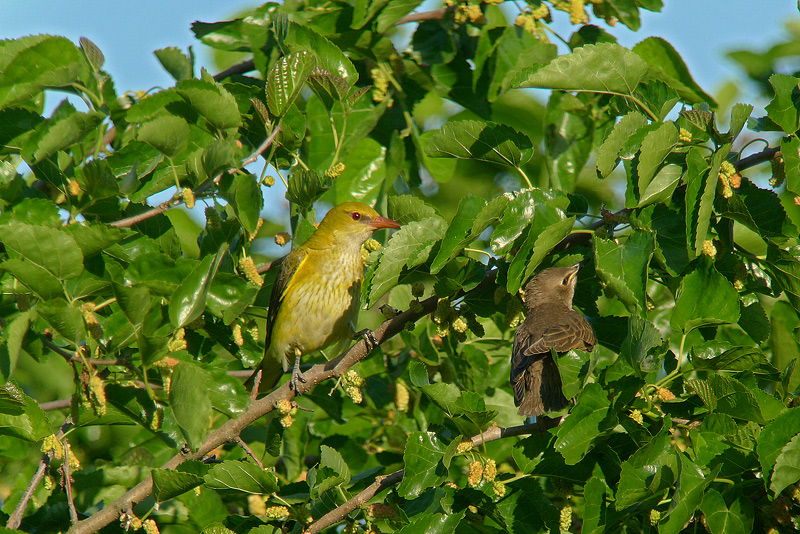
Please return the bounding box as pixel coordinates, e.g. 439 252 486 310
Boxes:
351 212 362 221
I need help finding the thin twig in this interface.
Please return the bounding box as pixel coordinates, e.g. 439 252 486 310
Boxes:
307 421 550 533
110 200 178 228
256 256 284 274
241 125 282 167
40 399 72 411
396 7 451 24
213 59 256 81
63 438 79 524
232 436 263 469
8 416 74 529
249 370 262 401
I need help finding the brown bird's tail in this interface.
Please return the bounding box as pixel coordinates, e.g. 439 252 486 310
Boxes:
517 354 569 417
243 355 284 395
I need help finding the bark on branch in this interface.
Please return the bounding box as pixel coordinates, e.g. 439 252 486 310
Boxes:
64 273 500 534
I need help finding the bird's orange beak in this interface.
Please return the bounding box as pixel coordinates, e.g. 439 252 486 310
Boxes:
369 216 401 230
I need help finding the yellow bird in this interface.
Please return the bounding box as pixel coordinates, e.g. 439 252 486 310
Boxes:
246 201 400 393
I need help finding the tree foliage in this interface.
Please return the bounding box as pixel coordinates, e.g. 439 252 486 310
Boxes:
1 1 800 533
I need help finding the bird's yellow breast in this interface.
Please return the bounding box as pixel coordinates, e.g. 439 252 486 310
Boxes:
269 246 363 366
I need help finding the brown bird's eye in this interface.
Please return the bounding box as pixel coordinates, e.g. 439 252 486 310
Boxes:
351 212 362 221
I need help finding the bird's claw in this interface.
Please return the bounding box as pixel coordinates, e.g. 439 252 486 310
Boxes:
355 328 378 352
290 353 307 393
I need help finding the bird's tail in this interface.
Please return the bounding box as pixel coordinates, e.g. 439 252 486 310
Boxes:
517 355 569 417
243 354 285 395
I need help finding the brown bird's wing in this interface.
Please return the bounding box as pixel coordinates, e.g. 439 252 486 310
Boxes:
523 311 596 356
263 249 308 352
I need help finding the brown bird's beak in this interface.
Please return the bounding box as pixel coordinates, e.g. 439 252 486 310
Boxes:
368 216 401 230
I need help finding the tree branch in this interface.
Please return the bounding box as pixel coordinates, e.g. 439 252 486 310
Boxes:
735 145 780 172
241 125 282 167
396 7 452 24
307 421 555 533
65 272 499 534
110 200 179 228
7 416 74 529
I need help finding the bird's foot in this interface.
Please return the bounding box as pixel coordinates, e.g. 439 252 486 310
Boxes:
354 328 378 352
290 354 307 393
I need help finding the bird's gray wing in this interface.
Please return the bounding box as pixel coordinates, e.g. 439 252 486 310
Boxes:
522 311 595 356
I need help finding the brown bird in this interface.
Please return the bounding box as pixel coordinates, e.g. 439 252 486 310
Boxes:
510 264 596 418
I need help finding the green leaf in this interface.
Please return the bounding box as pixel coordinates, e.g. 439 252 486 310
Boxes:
0 382 52 441
621 315 663 375
283 22 358 87
152 467 204 502
597 112 649 178
636 121 678 199
388 195 439 224
204 460 279 494
425 120 533 168
23 104 104 164
782 136 800 197
671 262 740 333
0 35 85 109
169 246 225 328
771 432 800 497
126 89 184 123
79 36 104 71
594 230 655 314
177 78 241 130
685 146 726 258
366 216 447 307
617 427 676 508
495 477 558 532
327 137 386 205
757 408 800 491
0 222 83 280
206 273 260 325
201 523 236 534
724 103 753 142
313 445 351 495
396 512 465 534
554 383 613 465
632 37 715 105
638 164 682 208
691 346 779 379
699 490 753 534
37 299 85 343
138 115 190 158
154 47 193 81
0 259 63 299
223 173 263 234
376 0 424 33
706 374 783 424
2 311 30 381
716 177 798 246
202 138 237 179
765 74 800 134
430 195 488 274
491 189 569 256
397 431 448 498
286 169 331 213
169 361 212 450
659 454 714 534
76 159 120 199
514 42 648 97
766 245 800 316
267 50 315 117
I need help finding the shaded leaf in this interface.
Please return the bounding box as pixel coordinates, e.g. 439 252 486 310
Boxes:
426 120 533 169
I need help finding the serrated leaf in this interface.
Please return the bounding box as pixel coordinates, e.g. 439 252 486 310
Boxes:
138 115 190 158
686 379 717 410
685 146 726 258
716 177 798 246
660 455 715 534
313 445 351 495
671 262 740 333
154 47 193 81
152 468 204 502
204 460 279 494
765 74 800 135
700 490 753 534
397 431 447 498
594 230 655 314
638 163 682 208
267 50 315 117
597 112 649 177
621 315 663 375
0 382 51 441
425 120 533 168
79 36 104 71
632 37 715 105
507 215 575 294
554 383 613 465
169 362 212 450
223 173 263 234
771 432 800 496
0 222 83 280
758 408 800 491
23 104 104 164
177 78 241 130
766 245 800 316
636 121 678 197
430 195 488 274
376 0 424 33
514 42 649 97
387 195 439 224
366 217 446 306
781 136 800 197
283 22 357 87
